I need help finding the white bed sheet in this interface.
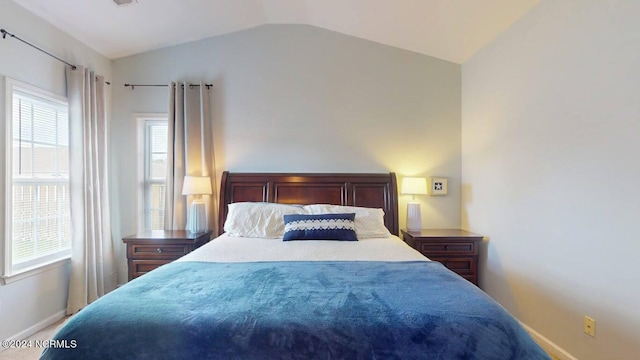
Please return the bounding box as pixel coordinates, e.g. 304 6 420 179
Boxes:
178 233 429 263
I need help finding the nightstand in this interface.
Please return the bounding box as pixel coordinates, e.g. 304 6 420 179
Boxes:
401 229 483 286
122 230 212 280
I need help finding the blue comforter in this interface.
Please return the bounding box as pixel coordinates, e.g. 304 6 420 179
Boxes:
41 261 549 359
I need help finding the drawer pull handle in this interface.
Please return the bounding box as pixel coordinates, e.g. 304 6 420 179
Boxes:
444 245 449 250
156 248 163 253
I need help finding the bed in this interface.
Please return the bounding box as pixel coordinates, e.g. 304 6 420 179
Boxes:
41 172 549 359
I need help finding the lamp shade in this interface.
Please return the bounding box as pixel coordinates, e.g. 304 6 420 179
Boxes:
401 177 428 195
182 176 212 196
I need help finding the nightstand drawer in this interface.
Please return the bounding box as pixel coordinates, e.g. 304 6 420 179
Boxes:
129 259 172 279
401 229 482 286
419 241 476 255
123 230 212 281
430 257 476 275
128 244 190 259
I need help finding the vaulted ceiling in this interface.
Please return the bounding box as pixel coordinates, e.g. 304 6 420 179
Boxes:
12 0 538 63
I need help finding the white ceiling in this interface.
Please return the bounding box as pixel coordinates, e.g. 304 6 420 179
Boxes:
12 0 539 63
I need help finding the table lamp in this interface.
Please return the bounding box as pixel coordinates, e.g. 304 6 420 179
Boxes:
182 176 212 233
401 177 428 231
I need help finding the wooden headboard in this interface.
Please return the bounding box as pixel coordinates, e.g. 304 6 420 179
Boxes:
218 172 399 236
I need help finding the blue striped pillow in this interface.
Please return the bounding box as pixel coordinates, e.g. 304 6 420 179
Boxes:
283 213 357 241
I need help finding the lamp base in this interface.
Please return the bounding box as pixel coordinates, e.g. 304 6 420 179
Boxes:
186 200 208 233
406 202 422 231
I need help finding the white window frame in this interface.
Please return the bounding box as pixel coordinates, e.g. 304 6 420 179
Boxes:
135 113 168 232
2 78 71 284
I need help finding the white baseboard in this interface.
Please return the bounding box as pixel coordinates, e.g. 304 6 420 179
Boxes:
520 322 577 360
0 310 66 353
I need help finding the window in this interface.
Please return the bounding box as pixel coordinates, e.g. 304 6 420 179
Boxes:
5 79 71 276
136 115 168 231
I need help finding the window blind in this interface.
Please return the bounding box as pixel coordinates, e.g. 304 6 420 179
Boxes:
145 122 167 230
11 88 71 271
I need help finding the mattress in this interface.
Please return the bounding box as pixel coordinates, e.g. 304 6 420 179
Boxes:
41 234 549 359
178 233 429 263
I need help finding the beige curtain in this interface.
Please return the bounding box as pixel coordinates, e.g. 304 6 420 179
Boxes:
164 82 217 233
66 66 117 315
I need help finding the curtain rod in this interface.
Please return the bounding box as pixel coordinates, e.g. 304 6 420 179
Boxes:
124 83 213 90
1 28 111 85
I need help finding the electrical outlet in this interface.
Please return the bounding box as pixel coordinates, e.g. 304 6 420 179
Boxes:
584 316 596 337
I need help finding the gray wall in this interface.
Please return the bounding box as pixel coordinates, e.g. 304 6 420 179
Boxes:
111 25 462 281
462 0 640 358
0 1 111 342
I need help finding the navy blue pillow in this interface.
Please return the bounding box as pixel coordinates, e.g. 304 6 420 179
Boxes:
283 213 357 241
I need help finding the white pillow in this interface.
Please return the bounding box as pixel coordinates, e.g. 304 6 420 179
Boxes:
303 204 390 239
224 202 304 238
